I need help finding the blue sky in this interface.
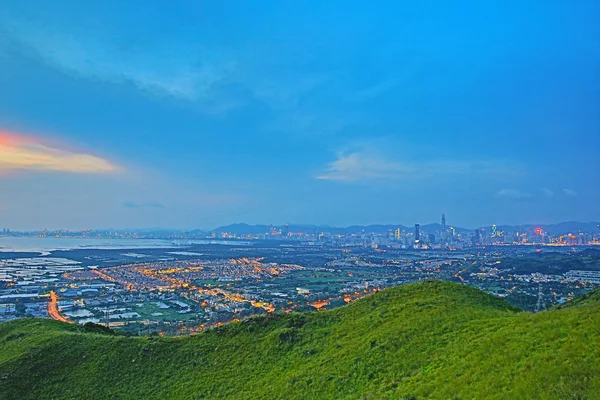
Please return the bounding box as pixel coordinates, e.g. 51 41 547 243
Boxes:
0 0 598 230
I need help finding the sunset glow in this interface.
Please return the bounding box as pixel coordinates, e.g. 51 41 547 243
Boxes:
0 131 118 174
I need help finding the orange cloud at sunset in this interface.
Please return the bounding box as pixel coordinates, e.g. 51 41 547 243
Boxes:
0 131 118 174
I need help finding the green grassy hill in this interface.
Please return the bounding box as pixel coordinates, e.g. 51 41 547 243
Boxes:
1 281 599 399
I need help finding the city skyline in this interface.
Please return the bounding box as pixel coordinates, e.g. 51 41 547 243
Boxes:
2 218 599 238
1 1 599 230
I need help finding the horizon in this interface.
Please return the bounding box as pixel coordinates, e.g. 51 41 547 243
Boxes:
2 219 599 234
1 1 599 230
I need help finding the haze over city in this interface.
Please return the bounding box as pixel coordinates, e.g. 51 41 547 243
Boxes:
1 1 599 231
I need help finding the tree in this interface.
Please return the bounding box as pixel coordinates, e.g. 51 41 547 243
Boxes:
14 301 26 316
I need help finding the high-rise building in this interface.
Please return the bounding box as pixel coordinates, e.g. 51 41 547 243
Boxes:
415 224 420 242
440 213 447 243
394 228 401 241
492 224 497 237
473 229 481 244
283 224 289 237
428 234 435 244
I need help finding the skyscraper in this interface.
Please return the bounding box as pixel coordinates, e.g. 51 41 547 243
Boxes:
473 229 481 244
415 224 420 242
441 213 447 243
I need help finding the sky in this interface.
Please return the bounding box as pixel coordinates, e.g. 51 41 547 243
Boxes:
0 0 599 230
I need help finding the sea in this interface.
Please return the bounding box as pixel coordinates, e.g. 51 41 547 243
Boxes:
0 237 251 254
0 237 177 254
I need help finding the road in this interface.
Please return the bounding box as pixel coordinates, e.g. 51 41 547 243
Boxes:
48 290 73 324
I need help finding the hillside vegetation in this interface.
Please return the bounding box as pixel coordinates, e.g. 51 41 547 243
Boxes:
1 281 599 399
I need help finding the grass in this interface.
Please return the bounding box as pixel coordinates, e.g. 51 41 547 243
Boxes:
1 281 599 399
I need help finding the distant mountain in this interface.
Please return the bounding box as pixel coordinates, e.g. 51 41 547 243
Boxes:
212 223 473 235
2 282 599 399
213 223 273 235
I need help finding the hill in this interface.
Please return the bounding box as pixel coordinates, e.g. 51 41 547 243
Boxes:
1 281 599 399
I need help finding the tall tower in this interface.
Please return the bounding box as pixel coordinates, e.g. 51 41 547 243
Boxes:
441 213 447 243
414 224 420 242
492 224 497 237
535 283 546 312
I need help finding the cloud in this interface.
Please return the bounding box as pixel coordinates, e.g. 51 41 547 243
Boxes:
0 9 373 131
317 147 521 182
52 42 234 102
0 131 119 174
541 188 554 197
562 188 577 196
123 201 165 209
316 151 413 182
1 12 361 128
1 17 236 102
496 189 533 200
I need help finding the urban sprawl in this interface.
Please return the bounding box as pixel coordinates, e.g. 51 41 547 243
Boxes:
1 216 599 335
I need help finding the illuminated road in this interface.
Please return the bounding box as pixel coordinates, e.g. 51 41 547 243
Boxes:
48 290 73 324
